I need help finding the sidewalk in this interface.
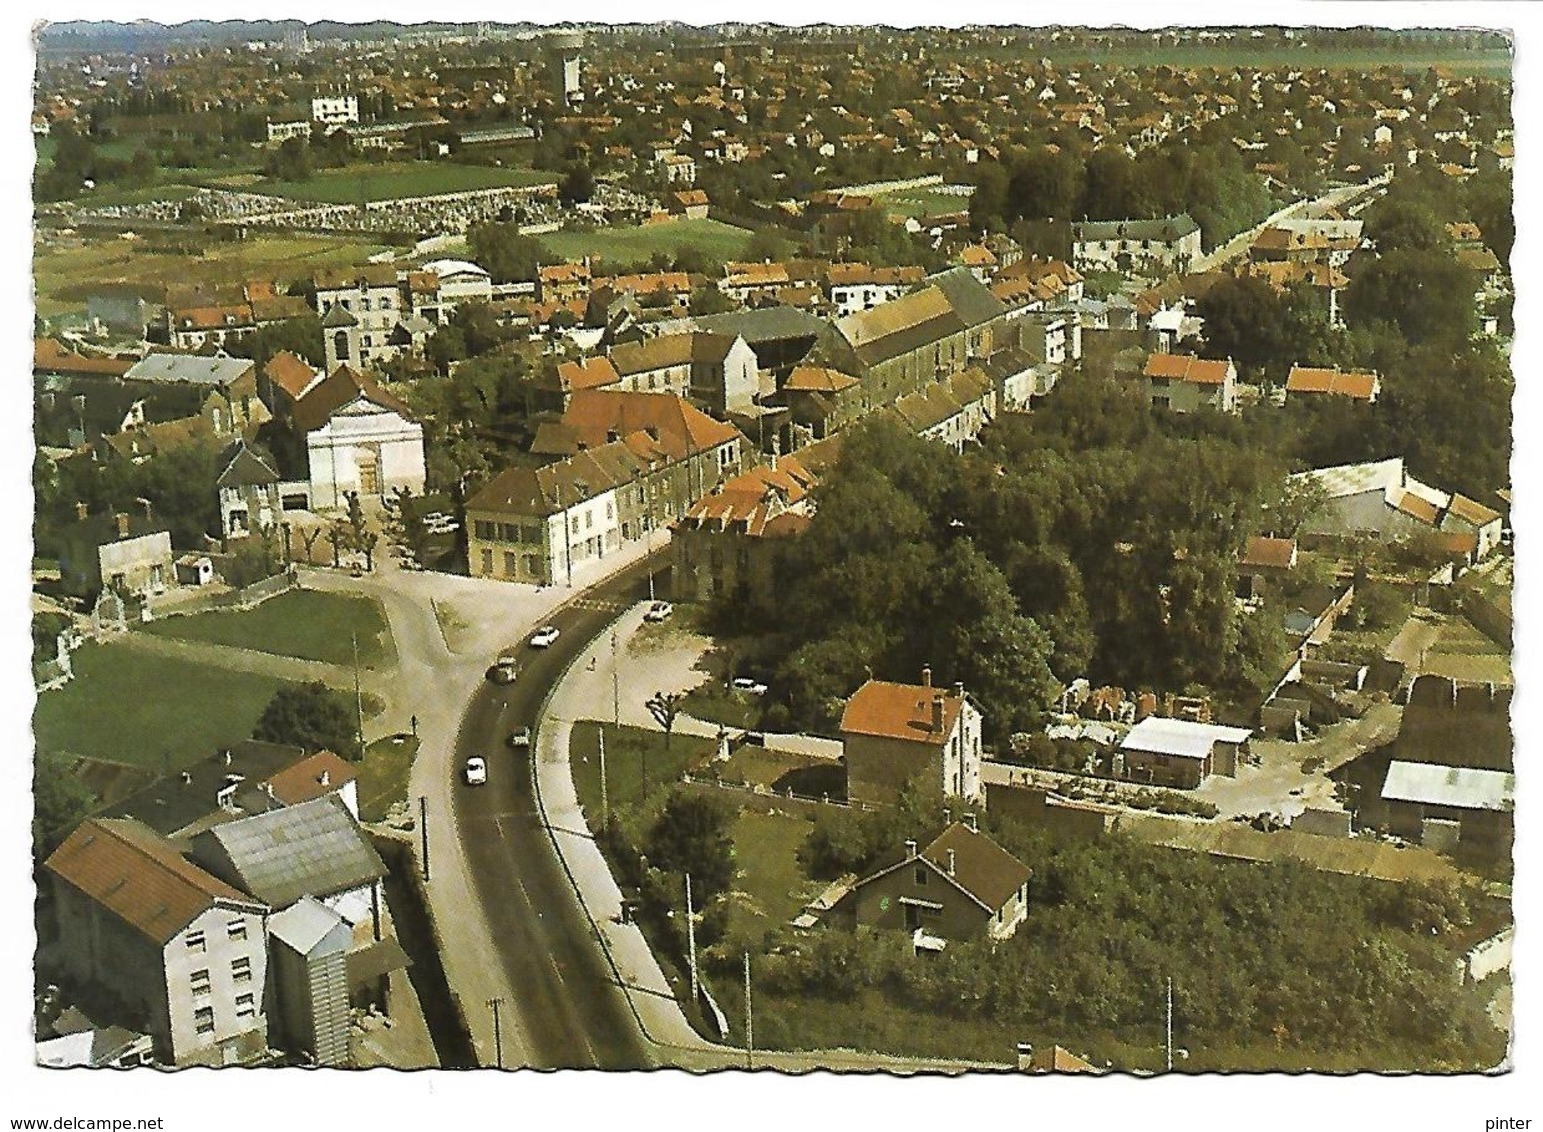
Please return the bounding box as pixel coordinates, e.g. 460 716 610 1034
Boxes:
533 603 1006 1074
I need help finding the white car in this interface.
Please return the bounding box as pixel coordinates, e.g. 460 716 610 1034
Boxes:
732 677 769 696
489 655 518 684
643 601 674 623
529 626 561 648
464 757 488 786
508 726 532 749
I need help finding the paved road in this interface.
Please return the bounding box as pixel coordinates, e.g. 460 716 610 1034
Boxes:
450 557 662 1069
1190 172 1392 275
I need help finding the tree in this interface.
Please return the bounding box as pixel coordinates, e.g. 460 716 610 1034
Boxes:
1196 275 1291 375
645 792 736 900
646 691 685 752
689 285 736 316
559 161 595 206
34 750 98 857
467 222 547 283
1343 248 1478 348
254 681 362 759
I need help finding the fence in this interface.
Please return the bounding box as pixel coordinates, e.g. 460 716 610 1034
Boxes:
143 571 295 621
677 772 879 817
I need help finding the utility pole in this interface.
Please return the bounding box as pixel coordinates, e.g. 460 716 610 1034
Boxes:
685 873 698 1006
743 951 753 1070
486 996 505 1069
1165 976 1173 1074
611 631 620 726
351 631 365 758
418 795 429 881
598 726 609 826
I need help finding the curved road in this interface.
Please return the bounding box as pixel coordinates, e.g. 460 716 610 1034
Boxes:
449 555 662 1069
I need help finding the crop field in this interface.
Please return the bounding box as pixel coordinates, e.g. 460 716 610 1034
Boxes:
33 230 393 318
536 218 757 269
254 161 558 203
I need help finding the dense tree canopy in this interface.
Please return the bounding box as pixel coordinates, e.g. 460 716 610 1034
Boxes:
253 680 362 759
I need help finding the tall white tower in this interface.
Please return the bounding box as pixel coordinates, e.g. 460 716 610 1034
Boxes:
548 31 584 105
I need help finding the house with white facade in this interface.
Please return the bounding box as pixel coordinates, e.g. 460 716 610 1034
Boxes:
291 365 426 510
1072 214 1202 276
44 819 272 1067
1141 353 1238 414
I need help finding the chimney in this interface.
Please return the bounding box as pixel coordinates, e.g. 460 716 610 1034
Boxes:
952 681 965 699
905 839 917 859
75 501 88 521
965 813 978 833
114 512 130 539
947 849 956 877
921 665 932 688
932 693 944 732
942 806 951 826
320 770 330 787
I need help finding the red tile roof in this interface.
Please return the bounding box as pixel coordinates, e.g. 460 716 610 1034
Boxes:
261 751 357 807
561 389 741 459
841 679 964 747
1143 353 1233 385
1239 536 1297 570
34 338 133 378
45 819 261 944
263 351 321 401
556 356 622 393
1285 366 1379 401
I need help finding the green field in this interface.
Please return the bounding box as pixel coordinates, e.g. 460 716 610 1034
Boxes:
33 231 395 318
570 722 715 821
143 590 392 667
537 219 757 270
726 809 815 942
872 185 974 219
358 733 419 823
33 640 282 772
254 161 558 204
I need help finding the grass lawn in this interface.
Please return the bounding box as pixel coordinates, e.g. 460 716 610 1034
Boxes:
143 590 392 667
570 722 715 822
679 680 762 731
873 185 973 219
254 161 557 203
358 733 419 823
726 809 815 941
34 231 394 317
33 640 282 772
537 219 757 270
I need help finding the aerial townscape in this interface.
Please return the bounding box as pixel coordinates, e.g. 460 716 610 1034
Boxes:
26 16 1516 1081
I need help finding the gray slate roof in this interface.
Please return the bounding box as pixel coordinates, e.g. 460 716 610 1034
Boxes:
1072 214 1199 243
927 266 1008 329
216 442 281 489
692 307 830 344
189 794 385 908
123 352 255 388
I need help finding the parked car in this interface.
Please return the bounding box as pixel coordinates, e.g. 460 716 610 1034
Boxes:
508 726 532 749
732 677 769 696
529 626 561 648
489 655 518 684
464 756 488 786
643 601 674 623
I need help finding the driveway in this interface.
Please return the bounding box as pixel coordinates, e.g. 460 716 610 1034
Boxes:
1195 701 1403 820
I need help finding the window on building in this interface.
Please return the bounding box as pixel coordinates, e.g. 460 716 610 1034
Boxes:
227 919 247 942
235 994 256 1020
194 1007 214 1035
186 931 207 954
190 969 211 997
504 551 518 576
585 510 593 530
915 866 927 886
481 549 493 574
231 957 252 984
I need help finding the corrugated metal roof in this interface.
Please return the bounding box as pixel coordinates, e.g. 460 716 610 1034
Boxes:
191 795 385 909
1120 716 1253 761
268 894 350 956
1382 760 1514 812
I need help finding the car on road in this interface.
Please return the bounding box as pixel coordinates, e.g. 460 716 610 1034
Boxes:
529 626 561 648
643 601 674 623
509 726 532 749
464 756 488 786
732 677 769 696
489 655 518 684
